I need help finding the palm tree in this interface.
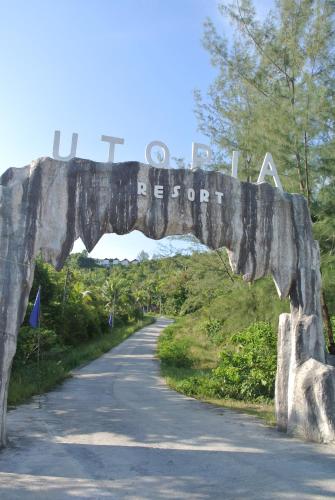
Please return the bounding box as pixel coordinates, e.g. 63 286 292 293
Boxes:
101 275 129 327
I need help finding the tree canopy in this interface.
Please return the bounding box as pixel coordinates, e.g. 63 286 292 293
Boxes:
195 0 335 205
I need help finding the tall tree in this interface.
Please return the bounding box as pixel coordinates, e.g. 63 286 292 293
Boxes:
195 0 335 199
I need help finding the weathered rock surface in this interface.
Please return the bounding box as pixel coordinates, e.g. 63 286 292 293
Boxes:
275 313 291 431
0 157 334 446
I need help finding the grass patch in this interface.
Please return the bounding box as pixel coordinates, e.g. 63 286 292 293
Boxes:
161 364 275 425
202 398 275 425
8 316 154 407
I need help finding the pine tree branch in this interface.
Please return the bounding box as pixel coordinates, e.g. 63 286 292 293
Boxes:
235 0 293 82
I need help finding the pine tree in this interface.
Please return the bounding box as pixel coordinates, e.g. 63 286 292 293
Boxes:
196 0 335 199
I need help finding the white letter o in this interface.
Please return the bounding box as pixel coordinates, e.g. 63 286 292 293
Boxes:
145 140 170 168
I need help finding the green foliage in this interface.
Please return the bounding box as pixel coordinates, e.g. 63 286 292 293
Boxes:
59 301 103 345
172 374 218 398
12 239 334 411
158 328 194 368
204 319 225 345
158 321 277 404
164 1 335 408
313 184 335 254
213 322 277 401
31 256 57 303
196 0 335 202
14 327 60 364
195 2 335 331
9 318 153 406
77 250 97 268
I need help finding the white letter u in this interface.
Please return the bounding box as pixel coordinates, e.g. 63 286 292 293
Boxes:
53 130 78 161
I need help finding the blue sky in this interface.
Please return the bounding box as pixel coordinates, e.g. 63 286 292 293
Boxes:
0 0 271 259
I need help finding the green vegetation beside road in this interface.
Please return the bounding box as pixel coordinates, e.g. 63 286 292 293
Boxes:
8 251 159 407
158 316 277 424
9 317 153 406
10 243 334 422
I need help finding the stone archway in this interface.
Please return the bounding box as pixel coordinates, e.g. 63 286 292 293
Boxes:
0 157 334 447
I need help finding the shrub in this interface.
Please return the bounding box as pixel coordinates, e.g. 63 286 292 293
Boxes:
211 322 277 401
56 302 102 345
14 326 60 365
175 375 220 397
204 319 225 345
159 339 194 368
158 328 194 368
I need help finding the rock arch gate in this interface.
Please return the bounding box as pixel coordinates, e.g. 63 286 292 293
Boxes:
0 158 334 447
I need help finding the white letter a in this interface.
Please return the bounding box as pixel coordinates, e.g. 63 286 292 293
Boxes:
257 153 283 192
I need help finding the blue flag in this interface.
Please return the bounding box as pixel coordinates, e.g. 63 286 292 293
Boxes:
108 313 113 328
29 286 41 328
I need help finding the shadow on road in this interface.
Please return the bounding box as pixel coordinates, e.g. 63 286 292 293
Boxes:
0 319 334 499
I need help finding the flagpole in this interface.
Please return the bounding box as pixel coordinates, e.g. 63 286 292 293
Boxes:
37 286 41 409
29 285 42 408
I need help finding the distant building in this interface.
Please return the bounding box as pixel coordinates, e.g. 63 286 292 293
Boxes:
95 257 140 267
96 258 111 268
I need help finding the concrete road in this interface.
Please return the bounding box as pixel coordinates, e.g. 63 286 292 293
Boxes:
0 318 334 499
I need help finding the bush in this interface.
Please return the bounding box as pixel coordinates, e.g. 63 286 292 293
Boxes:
56 302 102 345
211 322 277 401
14 326 60 365
175 375 220 397
204 319 225 345
158 328 194 368
158 321 277 401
